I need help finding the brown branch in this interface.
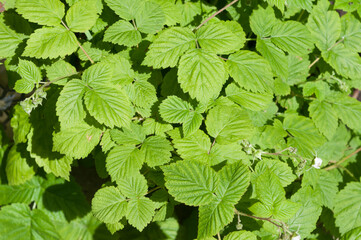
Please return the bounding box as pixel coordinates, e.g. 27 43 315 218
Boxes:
61 20 94 64
194 0 239 31
324 146 361 171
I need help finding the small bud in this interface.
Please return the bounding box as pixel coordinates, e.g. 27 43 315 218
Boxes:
312 157 322 169
291 234 301 240
236 223 243 230
254 150 263 160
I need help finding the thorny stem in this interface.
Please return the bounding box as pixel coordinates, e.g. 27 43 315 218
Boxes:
194 0 239 31
61 20 94 64
308 37 344 69
324 146 361 171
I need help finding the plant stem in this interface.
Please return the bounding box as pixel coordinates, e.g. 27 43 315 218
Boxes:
234 209 283 229
324 146 361 171
208 138 216 154
61 20 94 64
194 0 239 31
146 186 162 195
217 232 221 240
308 37 344 69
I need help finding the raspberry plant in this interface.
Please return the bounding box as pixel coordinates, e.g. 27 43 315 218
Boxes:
1 0 361 239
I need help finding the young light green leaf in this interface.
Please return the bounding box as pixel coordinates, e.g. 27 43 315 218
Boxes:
162 160 218 206
106 145 144 181
198 199 234 239
143 27 196 68
224 231 257 240
23 27 78 59
159 96 194 123
135 1 165 34
227 50 274 93
309 100 338 139
84 85 133 128
255 169 285 206
53 123 102 159
205 105 255 144
178 49 227 103
140 136 173 167
45 60 77 85
271 21 313 55
196 21 245 54
126 197 156 231
117 174 148 199
14 79 35 94
17 59 41 84
266 0 284 13
10 105 31 144
92 186 127 224
0 16 26 58
307 0 341 52
124 78 157 111
182 111 203 137
226 83 273 111
104 20 141 47
65 0 99 32
334 182 361 235
0 203 60 239
56 79 87 128
15 0 65 26
250 6 276 38
272 200 300 221
215 162 250 204
82 62 113 87
6 144 36 186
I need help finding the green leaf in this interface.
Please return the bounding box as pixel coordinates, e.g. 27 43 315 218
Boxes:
227 50 274 93
270 21 313 55
117 174 148 198
178 49 227 103
159 96 194 123
283 114 325 148
272 200 300 221
92 186 127 224
135 1 165 34
0 203 60 239
104 20 141 47
14 79 34 94
110 123 145 146
253 159 296 187
334 0 360 12
215 162 250 204
323 44 361 79
256 38 288 79
0 176 43 205
285 54 309 85
65 0 98 32
82 62 113 87
332 94 361 130
0 16 26 58
266 0 285 13
17 58 41 84
53 123 102 159
309 100 338 139
302 169 338 208
250 6 276 38
45 60 77 85
224 231 257 240
15 0 65 26
255 169 285 206
5 144 36 186
334 182 361 235
172 129 212 163
104 0 140 20
84 85 133 128
23 27 78 59
124 77 157 111
341 14 361 52
126 197 156 231
10 105 31 144
198 199 234 239
140 136 173 167
226 83 273 111
196 21 245 54
205 105 255 144
307 0 341 52
182 111 203 137
162 160 218 206
106 145 144 181
143 27 196 68
56 79 87 128
288 186 322 238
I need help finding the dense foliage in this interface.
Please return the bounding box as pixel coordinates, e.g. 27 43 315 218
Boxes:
1 0 361 239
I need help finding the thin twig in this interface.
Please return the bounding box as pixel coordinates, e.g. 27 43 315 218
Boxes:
234 209 283 229
61 20 94 64
324 146 361 171
208 138 216 154
352 89 360 99
146 186 162 195
217 232 221 240
194 0 239 31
